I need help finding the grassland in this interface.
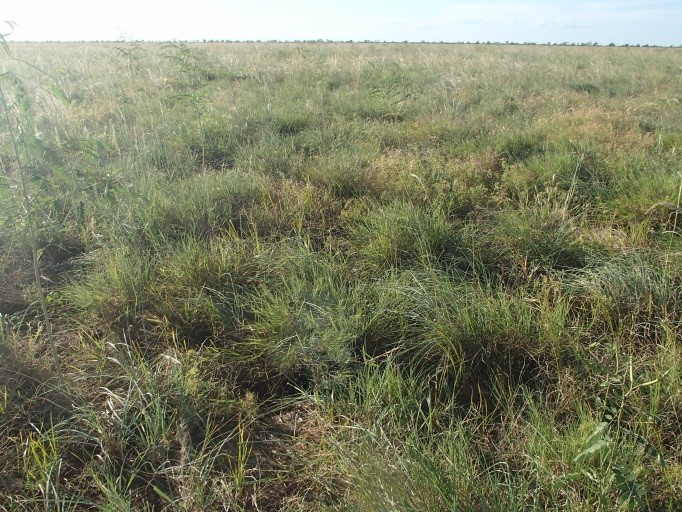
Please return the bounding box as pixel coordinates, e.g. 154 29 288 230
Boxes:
1 40 681 510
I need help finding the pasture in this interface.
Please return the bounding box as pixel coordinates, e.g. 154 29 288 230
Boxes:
1 41 681 510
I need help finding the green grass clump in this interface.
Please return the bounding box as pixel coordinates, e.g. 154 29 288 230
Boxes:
123 170 269 245
462 198 588 281
346 200 459 272
304 144 382 199
566 253 681 341
65 234 268 343
242 245 359 385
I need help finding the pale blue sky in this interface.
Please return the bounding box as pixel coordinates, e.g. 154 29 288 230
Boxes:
3 0 681 45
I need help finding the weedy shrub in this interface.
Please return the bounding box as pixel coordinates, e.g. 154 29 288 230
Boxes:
332 61 421 123
362 61 422 119
161 42 223 85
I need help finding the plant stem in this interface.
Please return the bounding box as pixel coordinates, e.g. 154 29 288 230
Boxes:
0 84 62 379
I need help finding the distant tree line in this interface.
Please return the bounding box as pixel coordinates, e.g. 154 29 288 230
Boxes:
15 39 681 47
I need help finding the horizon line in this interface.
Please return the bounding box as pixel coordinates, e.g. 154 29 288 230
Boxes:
5 39 681 47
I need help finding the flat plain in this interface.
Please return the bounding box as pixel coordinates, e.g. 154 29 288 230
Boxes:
1 41 681 510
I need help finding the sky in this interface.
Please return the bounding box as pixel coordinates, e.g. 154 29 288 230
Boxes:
2 0 681 46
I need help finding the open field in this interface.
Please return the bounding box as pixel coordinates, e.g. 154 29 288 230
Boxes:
1 41 681 510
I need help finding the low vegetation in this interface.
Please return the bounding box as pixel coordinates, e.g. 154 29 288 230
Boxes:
1 39 681 510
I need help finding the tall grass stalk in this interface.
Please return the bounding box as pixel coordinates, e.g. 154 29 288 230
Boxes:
0 67 62 378
665 171 682 270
